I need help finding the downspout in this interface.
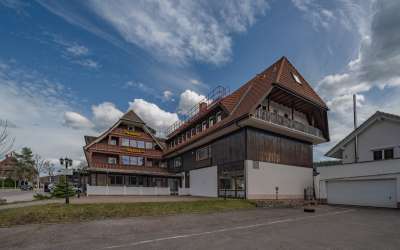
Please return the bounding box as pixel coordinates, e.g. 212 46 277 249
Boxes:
353 94 358 163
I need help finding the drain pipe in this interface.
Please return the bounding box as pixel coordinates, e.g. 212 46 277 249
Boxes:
353 94 358 163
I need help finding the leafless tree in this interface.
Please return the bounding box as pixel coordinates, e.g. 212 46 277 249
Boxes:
0 120 15 159
44 161 56 182
33 154 50 189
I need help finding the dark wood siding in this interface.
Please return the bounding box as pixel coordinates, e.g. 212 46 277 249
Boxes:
211 129 246 166
246 128 312 167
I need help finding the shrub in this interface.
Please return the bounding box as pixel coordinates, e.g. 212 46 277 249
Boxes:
51 177 75 198
33 193 51 200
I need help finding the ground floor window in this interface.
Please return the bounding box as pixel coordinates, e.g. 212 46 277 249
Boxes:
218 163 245 199
109 175 123 185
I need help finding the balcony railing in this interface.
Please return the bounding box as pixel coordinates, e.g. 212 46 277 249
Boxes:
90 143 163 158
254 109 324 138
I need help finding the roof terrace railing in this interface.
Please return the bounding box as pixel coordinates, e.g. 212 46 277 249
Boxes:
254 108 324 138
165 85 230 137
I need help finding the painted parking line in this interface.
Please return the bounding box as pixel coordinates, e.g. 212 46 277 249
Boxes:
105 209 355 249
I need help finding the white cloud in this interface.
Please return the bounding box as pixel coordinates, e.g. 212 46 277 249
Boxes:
163 90 174 101
66 44 89 56
128 99 179 134
0 60 91 162
92 102 123 131
178 90 206 115
63 111 94 129
314 0 400 160
74 59 100 69
39 0 268 65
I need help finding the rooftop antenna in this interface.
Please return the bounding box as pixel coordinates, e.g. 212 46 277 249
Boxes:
353 94 358 163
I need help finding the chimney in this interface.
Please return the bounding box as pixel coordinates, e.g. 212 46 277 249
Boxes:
199 102 207 112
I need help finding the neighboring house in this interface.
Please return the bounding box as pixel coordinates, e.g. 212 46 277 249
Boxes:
318 111 400 208
84 56 330 199
0 152 17 179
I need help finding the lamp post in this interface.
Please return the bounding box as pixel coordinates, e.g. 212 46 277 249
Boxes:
59 157 73 204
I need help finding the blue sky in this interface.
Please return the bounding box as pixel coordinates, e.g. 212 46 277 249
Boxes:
1 0 399 165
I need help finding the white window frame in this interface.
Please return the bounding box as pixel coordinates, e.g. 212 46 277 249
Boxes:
108 157 117 164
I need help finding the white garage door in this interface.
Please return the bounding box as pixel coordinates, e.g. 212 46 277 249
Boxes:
327 179 397 208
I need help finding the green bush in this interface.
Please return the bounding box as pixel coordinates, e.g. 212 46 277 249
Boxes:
51 177 75 198
1 178 16 188
33 193 51 200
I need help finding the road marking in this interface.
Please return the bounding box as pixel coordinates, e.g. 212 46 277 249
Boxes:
105 209 355 249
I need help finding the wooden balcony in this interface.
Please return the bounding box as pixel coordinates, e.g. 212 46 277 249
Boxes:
90 161 173 176
250 109 326 144
89 143 163 158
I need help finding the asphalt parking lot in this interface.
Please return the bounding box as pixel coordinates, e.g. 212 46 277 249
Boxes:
0 205 399 250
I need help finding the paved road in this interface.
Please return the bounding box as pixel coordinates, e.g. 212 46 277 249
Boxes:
0 190 36 203
0 206 399 250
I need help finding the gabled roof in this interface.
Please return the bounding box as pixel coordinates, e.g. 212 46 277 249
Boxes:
164 56 328 154
325 111 400 158
84 110 164 150
121 110 145 124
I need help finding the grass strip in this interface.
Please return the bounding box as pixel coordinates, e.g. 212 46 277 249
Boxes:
0 199 255 227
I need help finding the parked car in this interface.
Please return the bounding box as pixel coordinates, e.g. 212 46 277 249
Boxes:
20 183 33 191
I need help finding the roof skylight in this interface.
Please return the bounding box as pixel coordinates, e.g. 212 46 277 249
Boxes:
292 72 302 84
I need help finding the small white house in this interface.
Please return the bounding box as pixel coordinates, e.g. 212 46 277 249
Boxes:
317 111 400 208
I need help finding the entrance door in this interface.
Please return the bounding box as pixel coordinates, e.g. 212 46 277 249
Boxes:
327 179 397 208
169 179 178 196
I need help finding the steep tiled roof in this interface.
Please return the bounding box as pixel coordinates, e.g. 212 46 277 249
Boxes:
121 110 145 124
164 56 328 155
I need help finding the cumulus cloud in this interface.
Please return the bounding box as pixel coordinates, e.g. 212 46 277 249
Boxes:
314 0 400 160
39 0 268 65
63 111 94 129
163 90 174 101
128 99 179 134
92 102 123 131
178 90 206 115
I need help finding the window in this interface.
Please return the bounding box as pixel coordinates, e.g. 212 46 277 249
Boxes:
121 156 144 166
174 157 182 168
202 121 207 131
196 146 210 161
127 126 135 131
129 139 137 148
216 112 222 122
209 116 215 127
122 138 130 147
122 156 130 165
191 128 196 136
291 72 302 84
110 175 123 185
146 159 152 167
137 140 145 148
373 150 383 161
186 131 191 139
109 137 117 145
108 157 117 164
196 124 201 133
373 148 394 161
384 148 394 160
145 142 153 149
129 176 138 186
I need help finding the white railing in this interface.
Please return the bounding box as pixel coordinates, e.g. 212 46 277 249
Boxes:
254 109 324 138
86 184 170 196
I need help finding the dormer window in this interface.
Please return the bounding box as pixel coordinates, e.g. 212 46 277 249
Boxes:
291 72 302 84
202 121 207 131
127 126 135 131
216 112 222 122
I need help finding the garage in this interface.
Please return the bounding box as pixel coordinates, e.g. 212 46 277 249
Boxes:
327 179 397 208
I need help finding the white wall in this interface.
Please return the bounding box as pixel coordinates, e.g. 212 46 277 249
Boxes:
245 160 313 199
86 185 170 196
316 159 400 204
341 119 400 163
189 166 218 197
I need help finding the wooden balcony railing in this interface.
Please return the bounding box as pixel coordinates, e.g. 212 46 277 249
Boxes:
110 128 152 140
254 109 324 138
90 143 163 158
91 161 169 174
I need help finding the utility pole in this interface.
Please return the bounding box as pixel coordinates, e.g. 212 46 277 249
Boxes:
59 157 73 204
353 94 358 163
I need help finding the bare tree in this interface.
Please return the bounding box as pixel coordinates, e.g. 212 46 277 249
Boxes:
0 120 15 159
44 162 56 183
33 154 49 190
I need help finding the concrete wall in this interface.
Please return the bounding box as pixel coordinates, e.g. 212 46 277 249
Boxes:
316 159 400 205
189 166 218 197
86 185 170 196
245 160 313 199
342 119 400 163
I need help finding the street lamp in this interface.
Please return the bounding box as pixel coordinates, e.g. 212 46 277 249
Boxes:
59 157 73 204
